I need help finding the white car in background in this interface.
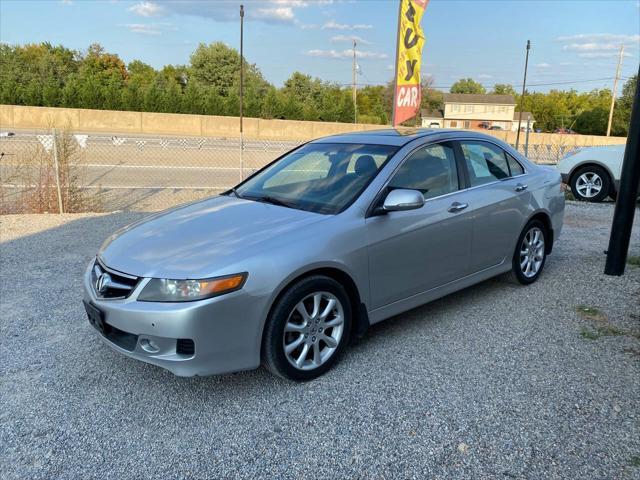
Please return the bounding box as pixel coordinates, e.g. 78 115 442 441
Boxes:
557 145 624 202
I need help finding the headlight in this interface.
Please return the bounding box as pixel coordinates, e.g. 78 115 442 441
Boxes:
138 273 247 302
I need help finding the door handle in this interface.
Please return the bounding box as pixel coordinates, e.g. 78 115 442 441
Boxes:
515 183 528 192
448 202 468 213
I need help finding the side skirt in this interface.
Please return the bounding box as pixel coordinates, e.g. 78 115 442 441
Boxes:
368 262 512 325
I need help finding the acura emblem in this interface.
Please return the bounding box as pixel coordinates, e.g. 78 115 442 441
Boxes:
96 272 112 294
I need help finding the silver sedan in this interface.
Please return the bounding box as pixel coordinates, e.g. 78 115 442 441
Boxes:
83 129 565 381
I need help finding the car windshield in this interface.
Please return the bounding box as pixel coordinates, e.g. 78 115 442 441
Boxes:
233 143 399 214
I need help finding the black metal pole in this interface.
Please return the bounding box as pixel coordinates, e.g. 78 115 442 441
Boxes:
605 66 640 276
239 4 244 134
515 40 530 150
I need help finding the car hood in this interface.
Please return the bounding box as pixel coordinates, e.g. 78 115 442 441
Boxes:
99 195 327 279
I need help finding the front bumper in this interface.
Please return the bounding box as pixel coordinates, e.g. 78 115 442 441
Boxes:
82 261 266 376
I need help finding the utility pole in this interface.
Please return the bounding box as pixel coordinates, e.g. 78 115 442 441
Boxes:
515 40 531 151
239 4 244 181
352 39 357 124
606 44 624 137
524 115 531 157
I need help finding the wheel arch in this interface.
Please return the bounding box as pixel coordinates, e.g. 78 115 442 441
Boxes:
261 265 369 353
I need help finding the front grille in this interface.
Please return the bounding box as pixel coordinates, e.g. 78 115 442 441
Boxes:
176 339 195 356
91 258 140 299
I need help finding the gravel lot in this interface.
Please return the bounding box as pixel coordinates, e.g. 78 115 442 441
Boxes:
1 202 639 479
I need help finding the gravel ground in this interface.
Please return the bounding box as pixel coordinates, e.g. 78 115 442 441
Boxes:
1 202 639 479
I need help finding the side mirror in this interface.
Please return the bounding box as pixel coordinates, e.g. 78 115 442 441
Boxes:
380 189 424 213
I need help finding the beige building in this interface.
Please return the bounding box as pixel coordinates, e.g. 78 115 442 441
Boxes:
422 94 533 131
511 111 536 132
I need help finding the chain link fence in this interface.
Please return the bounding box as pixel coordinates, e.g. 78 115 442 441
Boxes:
512 142 581 165
0 129 587 214
0 130 302 213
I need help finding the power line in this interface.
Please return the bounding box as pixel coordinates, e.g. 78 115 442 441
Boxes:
339 76 619 89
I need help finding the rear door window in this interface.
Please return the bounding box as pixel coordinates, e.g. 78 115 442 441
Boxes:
506 153 525 176
460 141 512 187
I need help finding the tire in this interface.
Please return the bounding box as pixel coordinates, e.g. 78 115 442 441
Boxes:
569 165 611 202
510 219 548 285
261 275 352 381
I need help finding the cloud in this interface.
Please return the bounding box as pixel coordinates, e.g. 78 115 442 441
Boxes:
306 49 387 59
535 62 551 68
60 0 73 5
478 73 493 79
330 35 371 45
119 22 175 35
272 0 309 5
253 7 295 22
153 1 332 25
578 52 631 59
128 1 164 17
322 20 372 30
556 33 640 44
563 42 623 52
557 34 638 60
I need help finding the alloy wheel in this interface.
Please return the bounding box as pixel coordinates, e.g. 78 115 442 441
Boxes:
576 172 603 199
519 227 545 278
283 292 344 371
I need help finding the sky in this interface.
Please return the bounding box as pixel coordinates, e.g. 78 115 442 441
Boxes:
1 0 639 94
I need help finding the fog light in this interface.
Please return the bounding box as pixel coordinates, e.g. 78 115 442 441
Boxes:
140 338 160 353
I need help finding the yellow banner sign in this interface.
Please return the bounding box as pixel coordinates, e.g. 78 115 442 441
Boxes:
393 0 428 126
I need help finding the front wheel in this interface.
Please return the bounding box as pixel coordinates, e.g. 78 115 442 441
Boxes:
510 220 547 285
262 276 352 381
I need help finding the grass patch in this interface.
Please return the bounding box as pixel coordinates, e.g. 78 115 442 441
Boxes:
580 328 600 340
627 256 640 267
575 305 607 322
576 305 640 341
580 325 626 340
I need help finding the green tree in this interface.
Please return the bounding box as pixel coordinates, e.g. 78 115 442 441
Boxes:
72 43 127 110
121 60 156 111
189 41 270 116
450 78 486 94
0 43 78 107
611 75 637 136
492 83 517 96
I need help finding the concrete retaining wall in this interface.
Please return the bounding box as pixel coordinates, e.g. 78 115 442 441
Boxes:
0 104 628 146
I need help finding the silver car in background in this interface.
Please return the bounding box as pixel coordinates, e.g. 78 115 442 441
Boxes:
557 144 625 202
83 129 565 381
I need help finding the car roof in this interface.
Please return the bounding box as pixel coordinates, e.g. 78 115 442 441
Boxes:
309 128 501 147
309 128 439 146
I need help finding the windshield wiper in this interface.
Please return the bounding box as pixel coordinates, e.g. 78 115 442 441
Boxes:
227 187 243 199
247 195 296 209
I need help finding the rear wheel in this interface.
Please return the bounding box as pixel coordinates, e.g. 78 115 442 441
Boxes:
570 165 611 202
262 276 352 381
510 220 547 285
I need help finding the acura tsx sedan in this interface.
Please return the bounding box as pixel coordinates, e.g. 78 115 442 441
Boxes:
83 129 565 381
